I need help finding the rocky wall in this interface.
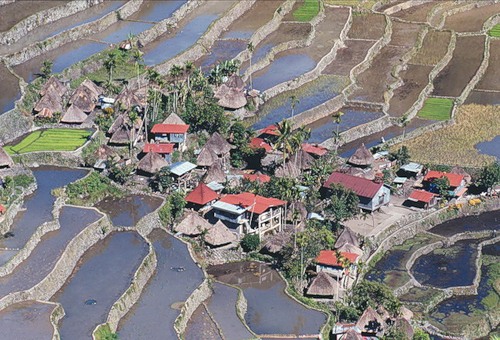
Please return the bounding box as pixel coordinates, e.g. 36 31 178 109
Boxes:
0 0 15 6
105 242 157 332
132 204 164 238
0 109 33 145
50 302 65 340
382 0 433 15
0 0 105 46
435 0 497 30
0 181 37 235
174 279 212 336
289 93 346 130
12 150 83 168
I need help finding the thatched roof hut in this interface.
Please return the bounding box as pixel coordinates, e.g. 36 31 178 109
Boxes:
80 79 104 98
342 328 363 340
40 77 67 97
225 73 245 91
69 86 96 113
335 227 360 249
36 107 55 118
108 115 126 135
60 104 87 124
109 125 132 145
218 87 247 109
261 151 281 167
307 271 340 298
162 112 186 125
263 232 291 254
95 144 118 161
116 88 145 109
337 243 363 256
0 147 14 168
356 306 385 334
204 220 237 247
174 211 212 236
34 91 63 114
293 149 315 171
204 159 225 183
393 318 413 338
275 161 300 178
137 152 169 175
205 132 233 156
348 144 374 167
196 145 218 167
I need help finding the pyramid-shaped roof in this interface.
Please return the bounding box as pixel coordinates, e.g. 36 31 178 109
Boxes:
186 182 219 206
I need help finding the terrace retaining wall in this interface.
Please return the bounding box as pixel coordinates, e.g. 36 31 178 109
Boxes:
0 181 37 235
382 0 433 15
11 150 83 169
50 302 65 340
174 279 212 337
436 0 497 30
0 109 33 146
0 0 105 46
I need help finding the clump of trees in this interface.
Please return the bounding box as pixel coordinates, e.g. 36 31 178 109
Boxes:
66 172 122 206
477 161 500 195
158 191 186 226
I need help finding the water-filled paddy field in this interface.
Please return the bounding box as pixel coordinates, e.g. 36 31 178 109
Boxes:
94 194 162 227
475 136 500 160
0 301 56 339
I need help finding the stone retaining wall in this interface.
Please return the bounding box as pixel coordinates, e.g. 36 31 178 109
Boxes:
133 204 164 238
0 0 15 6
49 301 65 340
174 279 212 336
105 242 157 332
290 94 345 130
435 0 496 30
12 150 83 168
0 0 105 46
382 0 433 15
0 109 33 145
0 181 37 234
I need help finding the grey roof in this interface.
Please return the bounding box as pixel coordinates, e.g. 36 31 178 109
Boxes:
393 177 407 184
207 181 224 191
169 161 197 176
401 162 423 173
212 200 247 215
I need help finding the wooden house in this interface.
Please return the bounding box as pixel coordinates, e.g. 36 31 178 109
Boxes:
168 161 197 190
60 104 87 124
423 170 466 197
137 152 169 176
142 143 174 163
406 189 437 209
204 220 238 248
306 271 341 300
315 250 359 280
174 211 212 236
151 123 189 151
355 306 385 337
348 144 374 168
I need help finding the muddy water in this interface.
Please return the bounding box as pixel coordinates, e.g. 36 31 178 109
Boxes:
475 136 500 160
208 261 326 337
52 231 148 339
252 53 316 91
0 63 20 115
0 1 65 32
185 304 222 340
411 238 488 289
127 0 186 23
199 39 247 70
0 300 55 339
0 206 102 298
0 167 87 266
428 211 500 237
117 229 203 339
94 194 162 227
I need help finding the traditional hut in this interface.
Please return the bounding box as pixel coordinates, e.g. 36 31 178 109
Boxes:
225 73 245 91
204 159 225 183
137 152 169 176
196 145 218 168
204 220 238 247
115 88 145 110
69 86 96 113
341 328 363 340
205 132 233 157
393 318 413 338
337 243 363 256
185 182 219 208
174 211 212 236
40 77 67 97
60 104 87 124
0 147 14 168
217 87 247 110
274 161 300 178
36 107 55 119
293 149 315 171
262 232 291 254
34 90 63 115
109 125 133 145
356 306 385 335
306 271 341 299
162 112 186 125
335 227 360 249
81 79 104 98
348 144 374 167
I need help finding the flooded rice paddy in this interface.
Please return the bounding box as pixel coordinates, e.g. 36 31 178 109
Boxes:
0 64 20 114
0 167 87 266
51 231 148 339
475 136 500 160
94 194 162 227
428 211 500 237
0 206 102 298
0 301 55 340
117 229 204 339
0 0 65 32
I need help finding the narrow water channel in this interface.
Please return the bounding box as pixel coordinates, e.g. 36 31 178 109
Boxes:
117 229 204 339
51 231 148 339
0 167 87 266
0 206 102 298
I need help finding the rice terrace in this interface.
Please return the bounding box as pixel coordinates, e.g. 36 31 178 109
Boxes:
0 0 499 340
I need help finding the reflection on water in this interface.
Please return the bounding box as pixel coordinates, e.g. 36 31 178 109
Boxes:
94 194 162 227
429 211 500 237
200 39 247 70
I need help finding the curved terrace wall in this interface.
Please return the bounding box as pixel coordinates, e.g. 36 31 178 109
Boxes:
174 279 212 336
0 181 37 235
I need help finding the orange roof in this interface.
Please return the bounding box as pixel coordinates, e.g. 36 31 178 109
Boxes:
249 137 272 152
185 182 219 205
315 250 359 267
408 190 435 203
219 192 286 215
243 173 271 183
259 125 279 136
0 204 5 214
151 123 189 134
424 170 464 187
302 143 328 156
143 143 174 154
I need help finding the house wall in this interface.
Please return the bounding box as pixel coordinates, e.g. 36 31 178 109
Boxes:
359 186 390 211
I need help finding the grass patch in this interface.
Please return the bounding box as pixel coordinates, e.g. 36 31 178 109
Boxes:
488 24 500 37
394 104 500 167
66 172 123 206
417 97 454 121
4 129 92 155
94 324 118 340
293 0 320 22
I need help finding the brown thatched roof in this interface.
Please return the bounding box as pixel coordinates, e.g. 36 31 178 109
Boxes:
205 220 237 247
36 107 54 118
261 152 281 167
307 271 340 297
108 115 126 135
34 91 63 114
275 161 300 178
61 104 87 124
343 328 363 340
225 73 245 91
0 147 14 168
218 88 247 109
109 125 132 145
348 144 374 167
356 306 385 334
263 232 291 253
116 88 144 109
162 112 185 125
335 227 360 249
293 149 315 171
81 79 104 98
196 145 218 167
204 159 225 183
214 83 230 100
95 144 118 160
394 318 413 338
205 132 233 156
40 77 67 97
344 166 375 180
174 211 211 236
377 305 391 322
69 86 96 113
337 243 363 256
137 152 169 175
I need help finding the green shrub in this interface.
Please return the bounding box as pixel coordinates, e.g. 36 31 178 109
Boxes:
240 234 260 252
66 172 122 206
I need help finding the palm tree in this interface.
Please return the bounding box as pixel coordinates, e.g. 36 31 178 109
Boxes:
170 64 183 113
399 114 409 143
247 42 255 89
39 59 53 79
290 95 300 118
331 111 344 152
275 120 294 167
132 49 144 87
104 51 119 83
184 61 194 90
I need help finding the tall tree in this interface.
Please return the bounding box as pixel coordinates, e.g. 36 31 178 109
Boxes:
275 120 294 167
331 111 344 152
247 42 255 89
477 161 500 195
39 59 53 79
290 95 300 118
104 51 119 83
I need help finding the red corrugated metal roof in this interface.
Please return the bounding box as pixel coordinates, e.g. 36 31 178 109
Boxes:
243 173 271 183
315 250 359 267
424 170 464 187
143 143 174 154
408 190 435 203
185 182 219 205
151 124 189 134
323 172 383 199
0 204 5 214
219 192 286 214
249 137 272 152
302 143 328 156
259 125 279 136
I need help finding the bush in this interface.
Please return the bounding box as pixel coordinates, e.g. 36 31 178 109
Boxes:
240 234 260 252
66 172 122 206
